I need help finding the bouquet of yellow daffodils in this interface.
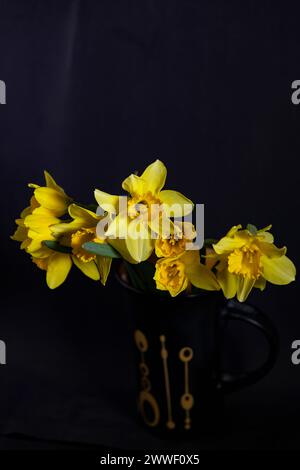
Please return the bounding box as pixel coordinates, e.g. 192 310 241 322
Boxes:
12 160 296 302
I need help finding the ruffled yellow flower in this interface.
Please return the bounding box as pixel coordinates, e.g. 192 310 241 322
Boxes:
210 224 296 302
154 250 220 297
155 222 196 258
94 160 194 263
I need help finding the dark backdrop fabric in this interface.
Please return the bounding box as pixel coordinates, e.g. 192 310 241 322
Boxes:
0 0 300 450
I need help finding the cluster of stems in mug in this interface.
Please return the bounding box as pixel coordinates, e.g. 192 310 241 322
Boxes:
95 199 204 250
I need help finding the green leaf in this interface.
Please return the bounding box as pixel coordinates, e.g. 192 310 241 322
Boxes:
82 242 121 258
246 224 258 235
43 240 72 254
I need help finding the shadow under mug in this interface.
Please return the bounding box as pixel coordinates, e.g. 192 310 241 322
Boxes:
117 275 279 437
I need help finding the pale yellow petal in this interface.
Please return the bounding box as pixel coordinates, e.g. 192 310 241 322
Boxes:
96 256 112 285
254 276 267 291
140 159 167 194
225 225 242 237
159 190 194 216
257 231 274 243
46 253 72 289
68 203 99 224
213 236 245 254
216 268 238 299
183 251 220 291
108 238 137 263
236 276 255 302
125 221 154 262
94 189 120 213
71 256 100 281
122 174 146 196
261 254 296 285
258 241 286 258
50 221 79 236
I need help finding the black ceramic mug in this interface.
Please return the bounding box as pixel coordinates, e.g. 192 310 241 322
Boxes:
118 276 279 436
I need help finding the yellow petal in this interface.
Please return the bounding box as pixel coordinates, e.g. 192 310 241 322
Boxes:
50 221 78 236
257 224 272 233
254 276 266 291
126 221 154 262
94 189 120 213
159 190 194 217
27 244 51 258
108 238 137 263
46 253 72 289
34 187 69 216
236 276 255 302
213 236 245 255
68 203 99 224
24 208 60 235
96 256 112 285
261 254 296 285
258 241 286 258
225 225 242 237
122 174 146 196
257 230 274 243
20 239 31 250
50 204 101 235
44 170 65 194
183 251 220 291
140 159 167 194
71 256 100 281
26 236 46 253
11 225 28 242
216 268 237 299
20 205 33 218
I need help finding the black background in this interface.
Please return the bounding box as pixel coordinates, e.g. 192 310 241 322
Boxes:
0 0 300 451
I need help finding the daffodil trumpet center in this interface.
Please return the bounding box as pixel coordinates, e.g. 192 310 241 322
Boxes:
127 192 161 220
71 228 101 263
160 259 186 289
227 243 263 280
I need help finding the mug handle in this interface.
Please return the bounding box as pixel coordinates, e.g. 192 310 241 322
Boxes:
216 299 279 394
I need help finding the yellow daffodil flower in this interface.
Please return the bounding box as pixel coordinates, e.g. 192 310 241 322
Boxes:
51 204 112 286
12 173 111 288
154 250 220 297
94 160 194 263
210 224 296 302
155 221 196 258
12 171 70 257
